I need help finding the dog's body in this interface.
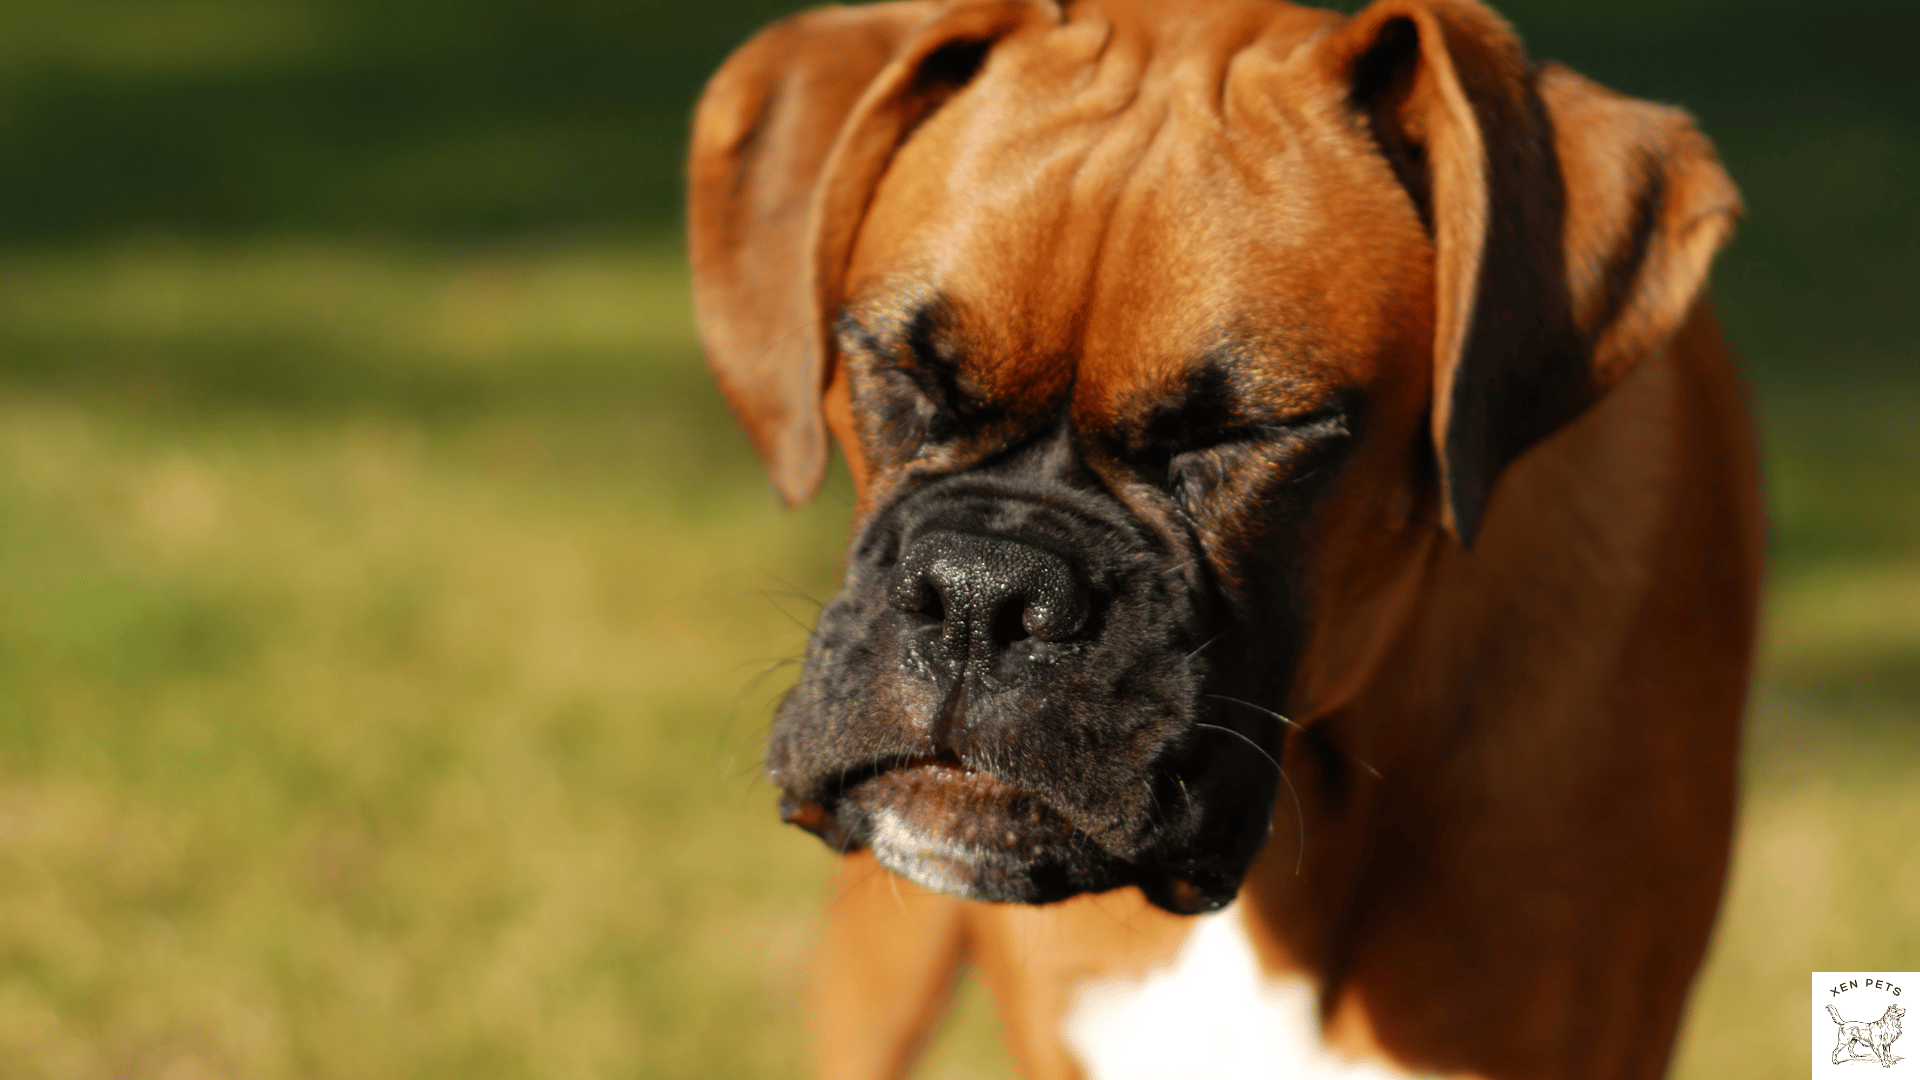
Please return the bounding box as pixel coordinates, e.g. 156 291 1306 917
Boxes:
688 1 1764 1077
1830 1005 1907 1068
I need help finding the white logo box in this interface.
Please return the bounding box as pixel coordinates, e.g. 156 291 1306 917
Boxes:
1814 972 1914 1075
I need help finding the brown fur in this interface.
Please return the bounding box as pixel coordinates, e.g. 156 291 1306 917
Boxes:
689 1 1764 1077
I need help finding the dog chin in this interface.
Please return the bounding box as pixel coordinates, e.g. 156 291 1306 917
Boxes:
865 805 1030 900
783 760 1239 913
842 761 1099 904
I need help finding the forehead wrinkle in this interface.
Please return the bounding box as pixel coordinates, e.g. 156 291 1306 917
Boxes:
849 0 1341 431
865 19 1177 408
1070 47 1356 430
1071 117 1252 417
1054 0 1287 363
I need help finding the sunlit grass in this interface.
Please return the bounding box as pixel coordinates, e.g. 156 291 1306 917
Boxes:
0 393 872 1077
0 240 862 1077
0 241 1913 1079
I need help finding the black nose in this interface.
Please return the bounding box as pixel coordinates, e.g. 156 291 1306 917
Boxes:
887 530 1089 668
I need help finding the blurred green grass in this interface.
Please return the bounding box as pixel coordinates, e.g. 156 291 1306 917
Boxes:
0 240 1914 1079
0 242 856 1077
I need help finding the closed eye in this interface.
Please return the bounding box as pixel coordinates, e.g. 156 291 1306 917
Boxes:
1213 407 1353 455
1149 404 1352 480
1146 402 1356 516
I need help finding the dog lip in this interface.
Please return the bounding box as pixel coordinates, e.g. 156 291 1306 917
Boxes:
1136 866 1239 914
777 795 832 834
774 752 978 848
779 756 1246 912
838 755 1031 819
815 752 970 804
847 760 1100 901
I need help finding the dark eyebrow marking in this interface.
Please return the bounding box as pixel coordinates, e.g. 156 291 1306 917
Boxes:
901 299 952 376
840 292 998 421
1114 334 1354 461
1136 363 1240 451
834 291 951 365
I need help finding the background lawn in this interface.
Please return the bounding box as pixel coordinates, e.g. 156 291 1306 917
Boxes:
0 1 1916 1078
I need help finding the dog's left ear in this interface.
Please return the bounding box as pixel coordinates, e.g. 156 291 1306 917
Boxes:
689 1 1035 506
1321 0 1743 544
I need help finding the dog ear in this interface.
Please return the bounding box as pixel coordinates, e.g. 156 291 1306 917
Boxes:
688 1 1034 505
1322 0 1742 544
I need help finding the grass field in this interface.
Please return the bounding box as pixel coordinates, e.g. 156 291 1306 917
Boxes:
0 240 1915 1079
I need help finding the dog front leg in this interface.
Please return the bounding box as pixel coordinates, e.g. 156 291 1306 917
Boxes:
812 850 969 1080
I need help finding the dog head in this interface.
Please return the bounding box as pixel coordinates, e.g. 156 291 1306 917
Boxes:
689 0 1738 913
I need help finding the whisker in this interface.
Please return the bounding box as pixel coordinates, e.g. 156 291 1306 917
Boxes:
1208 694 1385 781
1278 768 1306 875
762 594 818 635
757 570 827 610
1206 694 1305 734
1192 722 1279 773
734 655 803 672
1192 721 1306 876
887 866 913 923
716 654 808 771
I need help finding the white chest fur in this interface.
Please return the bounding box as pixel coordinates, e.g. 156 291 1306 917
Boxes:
1063 905 1420 1080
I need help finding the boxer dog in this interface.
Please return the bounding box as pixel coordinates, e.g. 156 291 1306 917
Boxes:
688 0 1765 1077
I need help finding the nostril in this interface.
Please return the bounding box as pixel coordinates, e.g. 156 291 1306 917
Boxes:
990 602 1031 647
887 568 947 626
919 587 947 626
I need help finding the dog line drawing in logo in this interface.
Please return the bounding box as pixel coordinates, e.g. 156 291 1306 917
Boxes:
1829 1003 1906 1067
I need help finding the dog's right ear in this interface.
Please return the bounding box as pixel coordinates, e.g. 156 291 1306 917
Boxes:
689 1 1036 505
